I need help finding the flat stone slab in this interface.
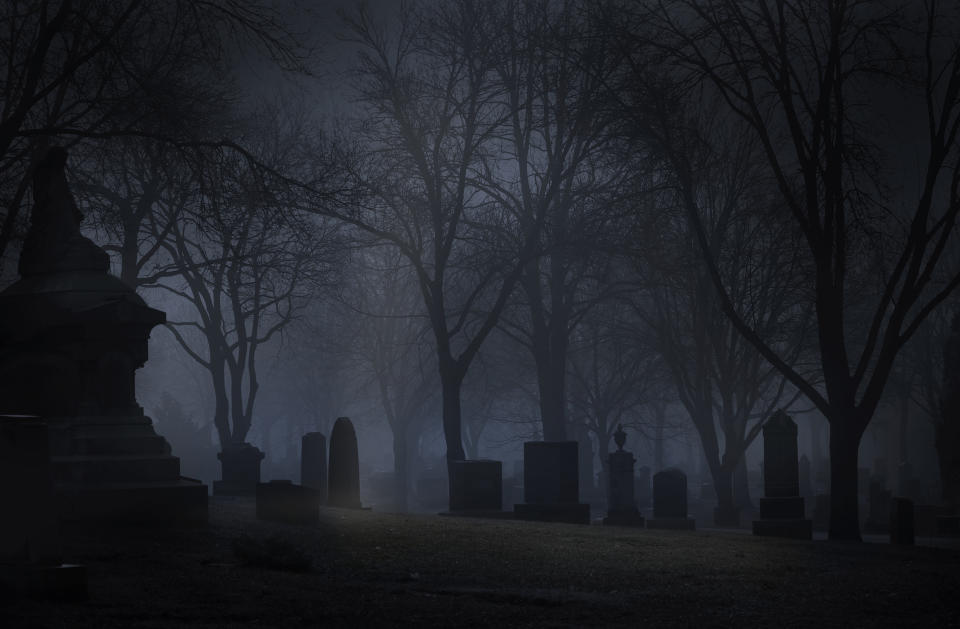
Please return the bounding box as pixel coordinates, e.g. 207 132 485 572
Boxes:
646 517 696 530
256 481 320 526
752 518 813 540
514 502 590 525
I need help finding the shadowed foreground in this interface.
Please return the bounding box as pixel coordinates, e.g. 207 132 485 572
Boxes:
4 499 959 628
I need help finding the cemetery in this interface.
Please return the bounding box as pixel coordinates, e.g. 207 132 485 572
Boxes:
3 1 960 626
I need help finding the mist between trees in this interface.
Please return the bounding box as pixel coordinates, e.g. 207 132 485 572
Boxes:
2 0 960 542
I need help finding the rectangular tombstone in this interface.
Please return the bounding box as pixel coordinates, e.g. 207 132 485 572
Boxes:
450 459 502 511
300 432 327 504
255 480 320 525
523 441 579 504
514 441 589 524
607 451 636 513
762 412 799 497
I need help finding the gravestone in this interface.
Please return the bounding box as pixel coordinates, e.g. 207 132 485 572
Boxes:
327 417 361 509
0 416 87 599
449 459 503 512
514 441 590 524
752 411 812 540
214 442 265 496
890 497 914 545
0 147 206 525
300 432 327 504
256 480 320 525
647 468 695 529
603 426 644 527
636 465 652 511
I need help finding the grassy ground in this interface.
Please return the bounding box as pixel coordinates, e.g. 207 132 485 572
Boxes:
3 498 959 627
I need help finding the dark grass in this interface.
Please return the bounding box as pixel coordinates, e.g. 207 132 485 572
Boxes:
2 498 959 627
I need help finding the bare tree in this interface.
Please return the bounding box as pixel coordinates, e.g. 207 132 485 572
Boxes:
331 3 543 497
0 0 305 267
639 1 960 539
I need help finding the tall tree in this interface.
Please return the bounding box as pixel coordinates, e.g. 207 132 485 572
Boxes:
641 0 960 539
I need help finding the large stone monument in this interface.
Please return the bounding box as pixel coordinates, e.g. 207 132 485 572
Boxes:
603 425 644 527
0 148 206 525
514 441 590 524
752 410 812 540
327 417 361 509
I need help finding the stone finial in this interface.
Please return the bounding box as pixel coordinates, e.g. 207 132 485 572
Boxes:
614 424 627 451
18 147 110 277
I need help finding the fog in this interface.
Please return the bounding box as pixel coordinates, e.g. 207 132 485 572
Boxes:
1 0 958 539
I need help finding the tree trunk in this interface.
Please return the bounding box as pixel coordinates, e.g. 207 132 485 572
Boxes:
828 421 864 540
654 405 665 471
440 367 466 508
537 356 568 441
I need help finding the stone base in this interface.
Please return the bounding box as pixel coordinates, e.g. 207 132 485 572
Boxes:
514 502 590 525
752 518 812 540
759 496 805 519
0 563 87 600
58 479 208 526
603 512 646 527
646 517 696 530
213 480 257 497
863 518 890 534
256 481 320 526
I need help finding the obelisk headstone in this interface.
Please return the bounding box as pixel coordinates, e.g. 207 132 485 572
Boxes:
752 411 812 540
328 417 361 509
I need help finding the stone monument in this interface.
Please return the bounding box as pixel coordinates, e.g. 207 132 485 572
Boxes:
328 417 361 509
0 147 206 525
752 410 812 540
513 441 590 524
647 468 696 529
214 442 265 496
603 425 644 527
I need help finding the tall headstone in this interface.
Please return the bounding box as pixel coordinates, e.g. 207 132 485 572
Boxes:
327 417 361 509
514 441 590 524
603 426 644 527
752 410 812 540
647 468 695 529
0 148 206 525
300 432 327 504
